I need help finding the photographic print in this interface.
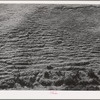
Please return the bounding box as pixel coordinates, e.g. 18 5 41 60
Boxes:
0 3 100 91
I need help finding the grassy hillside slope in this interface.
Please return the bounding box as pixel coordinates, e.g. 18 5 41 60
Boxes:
0 5 100 90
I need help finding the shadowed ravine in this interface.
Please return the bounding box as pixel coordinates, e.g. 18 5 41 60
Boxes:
0 4 100 90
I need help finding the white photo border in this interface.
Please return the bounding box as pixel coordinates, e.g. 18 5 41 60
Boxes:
0 1 100 99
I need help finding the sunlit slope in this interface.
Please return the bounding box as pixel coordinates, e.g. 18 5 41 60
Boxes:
6 5 100 68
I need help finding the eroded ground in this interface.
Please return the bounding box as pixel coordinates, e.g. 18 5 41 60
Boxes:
0 4 100 90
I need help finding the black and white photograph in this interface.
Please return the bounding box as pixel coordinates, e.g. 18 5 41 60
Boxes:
0 2 100 92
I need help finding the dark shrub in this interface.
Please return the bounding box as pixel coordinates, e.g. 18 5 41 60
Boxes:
54 78 64 86
64 70 81 85
14 83 22 89
98 71 100 75
79 80 89 85
6 79 15 88
30 76 36 83
56 70 63 76
72 70 81 80
40 79 52 86
64 76 76 85
88 69 98 79
0 82 8 89
43 71 51 79
17 78 26 87
0 79 16 89
47 65 53 70
79 79 100 85
19 77 33 88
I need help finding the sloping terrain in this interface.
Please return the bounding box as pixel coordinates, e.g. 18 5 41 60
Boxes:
0 4 100 90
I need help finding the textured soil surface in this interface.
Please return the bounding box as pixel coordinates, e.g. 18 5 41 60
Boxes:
1 4 100 90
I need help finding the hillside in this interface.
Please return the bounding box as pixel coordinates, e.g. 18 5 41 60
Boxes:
0 4 100 90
